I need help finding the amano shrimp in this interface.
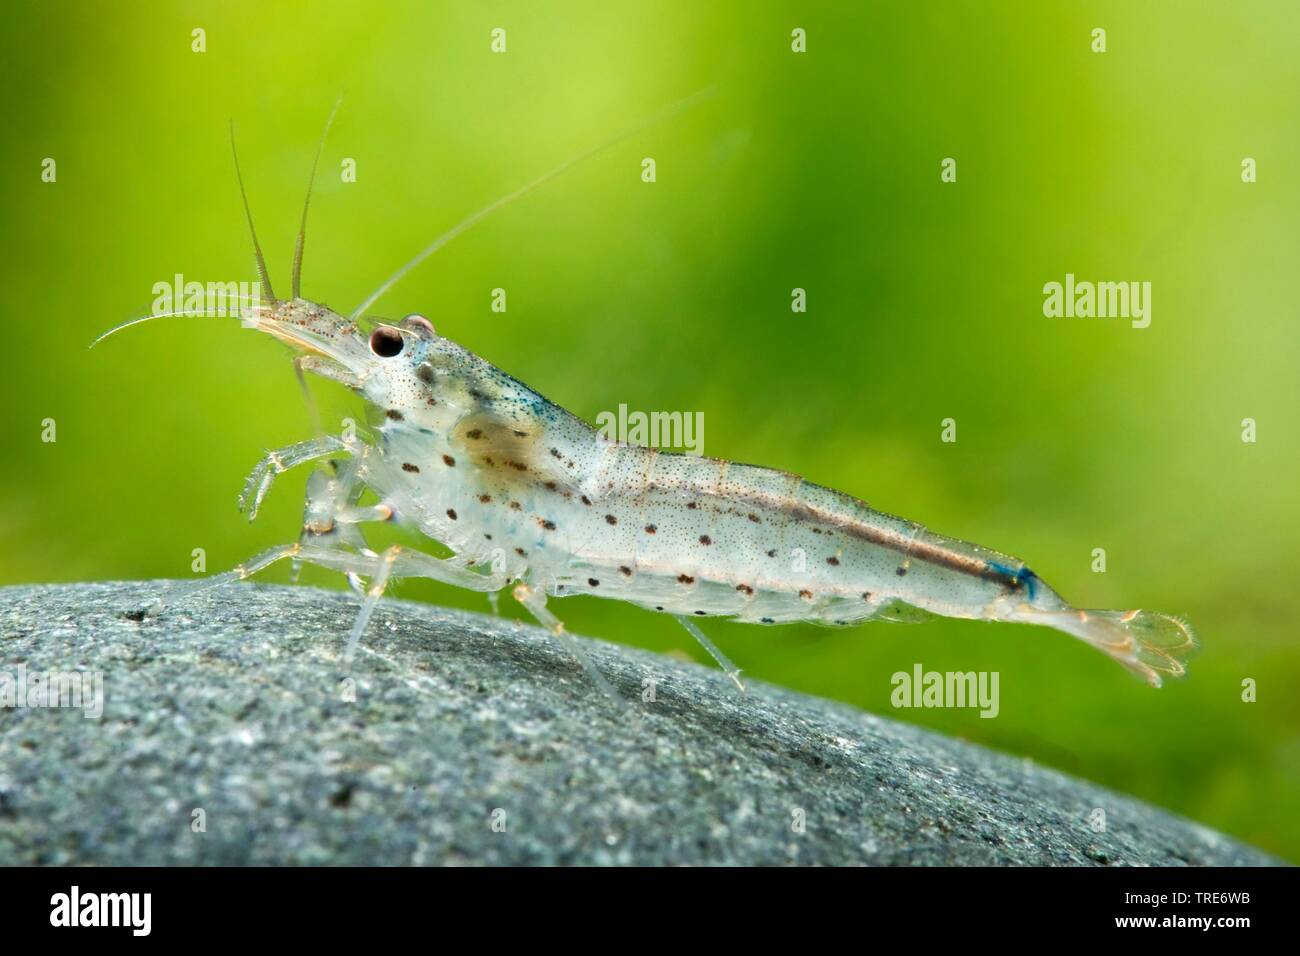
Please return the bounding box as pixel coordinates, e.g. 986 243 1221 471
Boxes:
95 109 1196 697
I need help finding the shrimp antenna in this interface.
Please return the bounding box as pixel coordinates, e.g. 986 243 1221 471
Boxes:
289 99 342 439
89 303 260 349
349 86 716 321
292 96 342 299
230 120 276 303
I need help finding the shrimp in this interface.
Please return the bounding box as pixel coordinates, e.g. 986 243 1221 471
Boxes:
94 104 1195 696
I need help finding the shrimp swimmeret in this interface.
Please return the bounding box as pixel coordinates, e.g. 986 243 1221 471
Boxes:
96 115 1195 696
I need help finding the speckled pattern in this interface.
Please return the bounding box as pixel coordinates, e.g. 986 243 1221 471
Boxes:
0 582 1275 866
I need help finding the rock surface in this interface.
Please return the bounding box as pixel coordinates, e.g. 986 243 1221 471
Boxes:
0 582 1276 865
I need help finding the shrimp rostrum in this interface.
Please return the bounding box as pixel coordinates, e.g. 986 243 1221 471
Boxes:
97 116 1195 695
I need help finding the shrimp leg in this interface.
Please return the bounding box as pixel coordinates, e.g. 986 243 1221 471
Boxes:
341 544 510 658
155 542 508 657
238 433 357 520
159 542 373 610
676 616 745 692
512 582 623 705
295 456 372 593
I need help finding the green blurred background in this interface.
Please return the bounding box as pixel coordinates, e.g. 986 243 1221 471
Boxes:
2 1 1297 860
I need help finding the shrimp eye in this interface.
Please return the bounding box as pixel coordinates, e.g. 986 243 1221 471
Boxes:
402 313 435 335
369 327 405 358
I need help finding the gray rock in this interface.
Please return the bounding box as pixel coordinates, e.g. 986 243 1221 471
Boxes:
0 582 1276 866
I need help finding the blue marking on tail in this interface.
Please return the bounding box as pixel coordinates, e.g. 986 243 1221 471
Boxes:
1017 566 1039 600
990 562 1039 600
